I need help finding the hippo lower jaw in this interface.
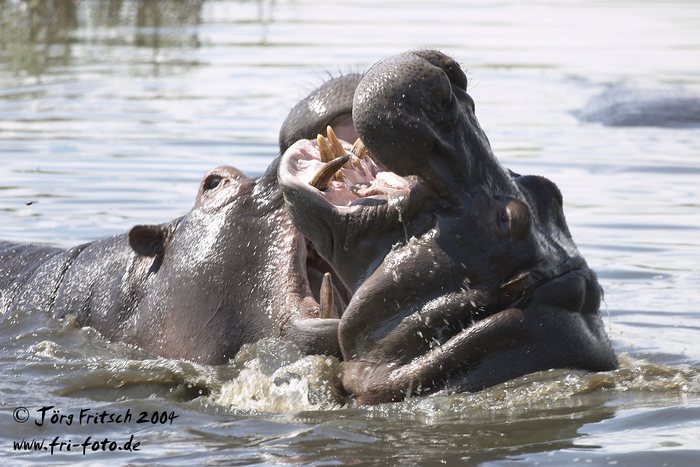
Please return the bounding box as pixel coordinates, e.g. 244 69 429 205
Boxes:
291 232 351 318
277 224 352 352
341 267 616 404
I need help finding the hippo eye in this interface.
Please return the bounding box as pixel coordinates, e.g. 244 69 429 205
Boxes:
203 175 223 191
495 199 532 238
497 209 510 229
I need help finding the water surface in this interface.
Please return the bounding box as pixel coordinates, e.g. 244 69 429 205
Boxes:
1 0 699 464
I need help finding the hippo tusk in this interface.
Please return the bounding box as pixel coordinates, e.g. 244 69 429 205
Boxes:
350 138 369 169
499 271 531 298
317 133 334 163
326 126 348 180
319 272 335 319
309 154 351 191
326 125 346 158
350 154 363 169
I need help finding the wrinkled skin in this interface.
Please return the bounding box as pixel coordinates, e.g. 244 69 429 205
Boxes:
279 50 617 404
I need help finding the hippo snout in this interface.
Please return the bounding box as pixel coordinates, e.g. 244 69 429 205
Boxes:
352 50 508 199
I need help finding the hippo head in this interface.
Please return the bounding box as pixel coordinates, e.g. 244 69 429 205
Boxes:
124 162 344 363
279 50 616 404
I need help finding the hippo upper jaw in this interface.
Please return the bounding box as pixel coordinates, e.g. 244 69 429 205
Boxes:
352 50 517 202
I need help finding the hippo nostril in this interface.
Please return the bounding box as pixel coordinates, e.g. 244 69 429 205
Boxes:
435 71 453 108
443 59 467 91
413 49 468 91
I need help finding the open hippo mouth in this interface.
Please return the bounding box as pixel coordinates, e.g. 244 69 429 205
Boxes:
283 129 426 326
280 120 441 321
286 129 413 313
280 50 617 404
286 130 415 213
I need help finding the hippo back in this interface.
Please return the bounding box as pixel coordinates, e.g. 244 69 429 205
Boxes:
0 241 71 314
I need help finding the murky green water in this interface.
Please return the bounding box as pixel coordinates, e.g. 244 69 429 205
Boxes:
1 0 699 465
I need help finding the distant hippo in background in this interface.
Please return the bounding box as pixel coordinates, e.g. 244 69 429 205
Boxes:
279 50 617 403
576 85 700 127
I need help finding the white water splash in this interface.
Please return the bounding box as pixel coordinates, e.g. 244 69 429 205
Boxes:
213 339 346 412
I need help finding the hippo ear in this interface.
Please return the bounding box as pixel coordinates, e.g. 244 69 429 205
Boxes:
128 223 172 257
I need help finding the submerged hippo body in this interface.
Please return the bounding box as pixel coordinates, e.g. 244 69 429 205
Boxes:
279 50 617 403
576 85 700 127
0 161 345 362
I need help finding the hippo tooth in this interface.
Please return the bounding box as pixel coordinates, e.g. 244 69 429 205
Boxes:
319 272 335 319
500 271 530 296
317 133 334 163
326 125 345 158
309 154 351 191
350 154 363 169
351 138 367 159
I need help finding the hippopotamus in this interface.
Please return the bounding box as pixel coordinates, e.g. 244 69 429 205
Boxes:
0 72 369 364
0 49 616 404
278 50 617 403
0 159 343 362
576 85 700 127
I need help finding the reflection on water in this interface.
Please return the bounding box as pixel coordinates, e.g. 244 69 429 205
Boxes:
1 0 700 464
0 0 75 76
0 0 204 77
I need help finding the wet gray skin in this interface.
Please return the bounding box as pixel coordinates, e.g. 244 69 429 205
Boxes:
0 170 347 363
1 53 617 403
279 50 617 404
279 74 362 150
576 85 700 127
0 74 364 365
